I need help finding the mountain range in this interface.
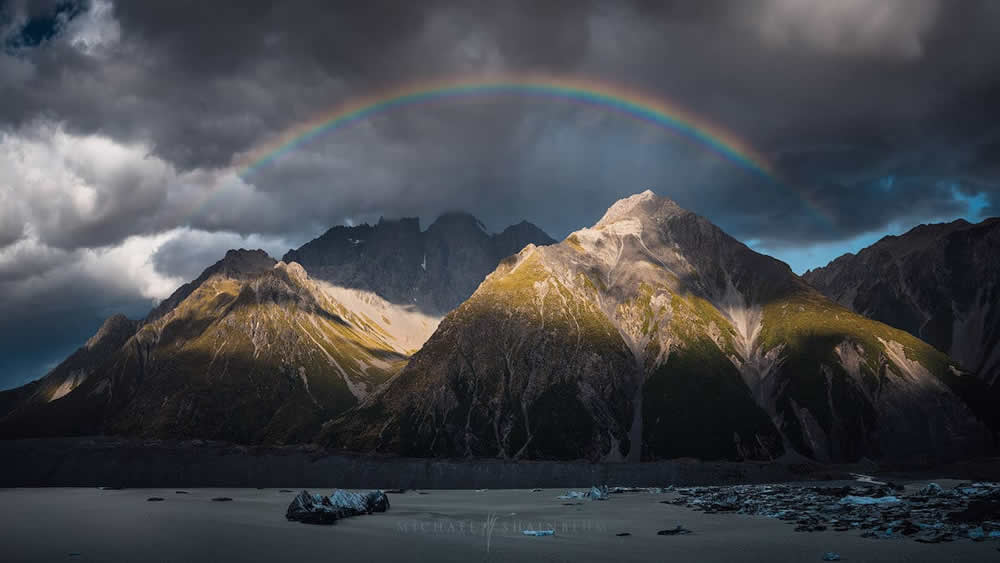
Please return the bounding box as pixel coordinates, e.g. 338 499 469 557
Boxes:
324 192 992 463
0 216 554 442
1 192 996 464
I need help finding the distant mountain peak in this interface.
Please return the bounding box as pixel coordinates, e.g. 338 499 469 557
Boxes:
427 211 489 235
284 212 555 314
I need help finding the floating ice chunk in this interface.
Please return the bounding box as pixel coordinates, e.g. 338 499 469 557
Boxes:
590 485 609 500
328 489 390 514
919 483 942 496
849 473 886 485
287 489 391 525
522 530 555 536
557 486 608 501
821 553 841 561
286 490 351 525
839 495 900 505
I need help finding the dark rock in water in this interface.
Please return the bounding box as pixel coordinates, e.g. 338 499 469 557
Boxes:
175 491 189 495
146 497 164 502
98 486 122 491
821 553 841 562
211 497 233 502
286 491 352 525
384 488 407 494
286 489 391 526
616 532 631 537
657 526 692 536
279 489 294 493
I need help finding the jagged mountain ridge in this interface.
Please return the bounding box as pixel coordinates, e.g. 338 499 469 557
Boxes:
803 217 1000 386
325 191 992 463
283 213 556 315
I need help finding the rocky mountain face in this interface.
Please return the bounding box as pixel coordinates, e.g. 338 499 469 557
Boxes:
0 250 426 443
325 191 993 463
283 213 556 315
803 218 1000 387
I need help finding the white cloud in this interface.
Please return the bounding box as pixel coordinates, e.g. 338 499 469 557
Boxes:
0 121 174 249
0 230 183 314
65 0 121 55
741 0 940 59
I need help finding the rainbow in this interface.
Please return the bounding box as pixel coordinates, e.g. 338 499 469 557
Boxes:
188 75 823 225
232 74 777 180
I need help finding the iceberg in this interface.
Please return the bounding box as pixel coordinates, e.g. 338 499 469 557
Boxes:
286 489 390 525
557 485 609 501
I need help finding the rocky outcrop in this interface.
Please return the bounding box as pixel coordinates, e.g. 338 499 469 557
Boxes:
282 214 555 315
325 191 991 463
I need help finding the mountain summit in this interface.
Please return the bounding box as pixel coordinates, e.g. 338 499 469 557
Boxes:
325 191 991 463
282 214 555 315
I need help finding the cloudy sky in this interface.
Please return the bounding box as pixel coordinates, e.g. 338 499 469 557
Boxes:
1 0 998 389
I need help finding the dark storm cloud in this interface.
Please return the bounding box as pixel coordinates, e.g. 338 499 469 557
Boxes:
2 0 1000 389
2 0 997 244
